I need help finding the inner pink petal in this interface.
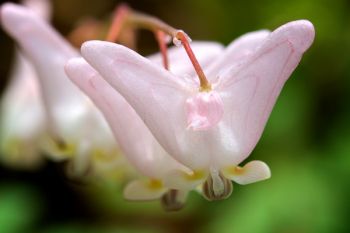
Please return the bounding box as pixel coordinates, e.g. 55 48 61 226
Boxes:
186 91 224 131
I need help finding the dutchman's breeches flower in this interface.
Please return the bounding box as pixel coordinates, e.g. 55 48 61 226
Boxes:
1 0 315 208
80 20 315 200
65 41 225 210
0 51 46 169
0 0 50 169
0 3 124 177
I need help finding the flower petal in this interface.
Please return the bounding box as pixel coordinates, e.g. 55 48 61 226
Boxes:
65 57 188 178
216 20 315 166
223 160 271 185
0 52 45 168
22 0 52 21
206 30 270 78
163 169 207 191
186 91 224 130
81 41 211 169
1 3 86 134
123 179 167 201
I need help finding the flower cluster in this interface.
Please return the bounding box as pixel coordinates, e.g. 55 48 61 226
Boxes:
0 0 314 210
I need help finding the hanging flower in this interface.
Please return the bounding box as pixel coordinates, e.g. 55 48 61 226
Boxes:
0 51 46 169
0 2 224 192
65 38 225 209
0 3 122 177
80 20 315 200
0 0 50 169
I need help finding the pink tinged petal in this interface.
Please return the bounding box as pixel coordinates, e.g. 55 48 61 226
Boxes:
148 41 224 76
186 91 224 130
0 52 45 168
81 41 212 170
22 0 52 21
0 3 86 126
215 20 315 167
207 30 270 79
222 160 271 185
1 4 117 166
65 58 188 178
1 52 45 139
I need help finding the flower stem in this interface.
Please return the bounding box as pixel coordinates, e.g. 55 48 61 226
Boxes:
155 30 169 70
107 4 211 91
106 3 130 42
175 31 211 91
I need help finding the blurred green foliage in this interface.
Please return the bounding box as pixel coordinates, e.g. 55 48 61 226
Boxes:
0 0 349 232
0 184 43 233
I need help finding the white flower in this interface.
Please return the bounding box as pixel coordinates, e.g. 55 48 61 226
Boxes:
65 41 224 208
0 3 122 177
0 0 50 169
80 20 315 200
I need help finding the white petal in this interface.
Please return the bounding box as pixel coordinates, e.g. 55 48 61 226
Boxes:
163 169 207 191
65 57 189 178
206 30 270 78
0 51 45 168
123 179 167 201
90 149 134 180
1 3 87 137
223 160 271 185
81 41 212 170
22 0 52 21
215 20 315 166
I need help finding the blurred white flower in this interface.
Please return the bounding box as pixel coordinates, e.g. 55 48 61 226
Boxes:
0 0 50 169
0 3 125 178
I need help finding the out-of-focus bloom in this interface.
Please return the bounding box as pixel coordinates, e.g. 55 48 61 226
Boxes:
65 40 224 207
0 3 125 177
80 20 315 200
0 0 50 169
0 52 45 169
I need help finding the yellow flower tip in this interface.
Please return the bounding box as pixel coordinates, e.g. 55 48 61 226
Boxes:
1 138 21 157
43 137 76 160
147 179 164 190
225 165 245 175
185 169 206 181
0 138 43 169
92 148 122 162
199 83 212 92
55 143 76 158
92 149 110 162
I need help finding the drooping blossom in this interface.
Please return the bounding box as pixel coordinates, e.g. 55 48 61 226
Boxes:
0 0 50 169
65 39 224 208
0 51 46 169
0 2 225 188
0 3 123 177
80 20 315 200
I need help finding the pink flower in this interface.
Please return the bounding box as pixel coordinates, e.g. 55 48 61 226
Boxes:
0 3 120 176
80 20 315 200
0 51 46 169
0 0 50 169
65 41 224 205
